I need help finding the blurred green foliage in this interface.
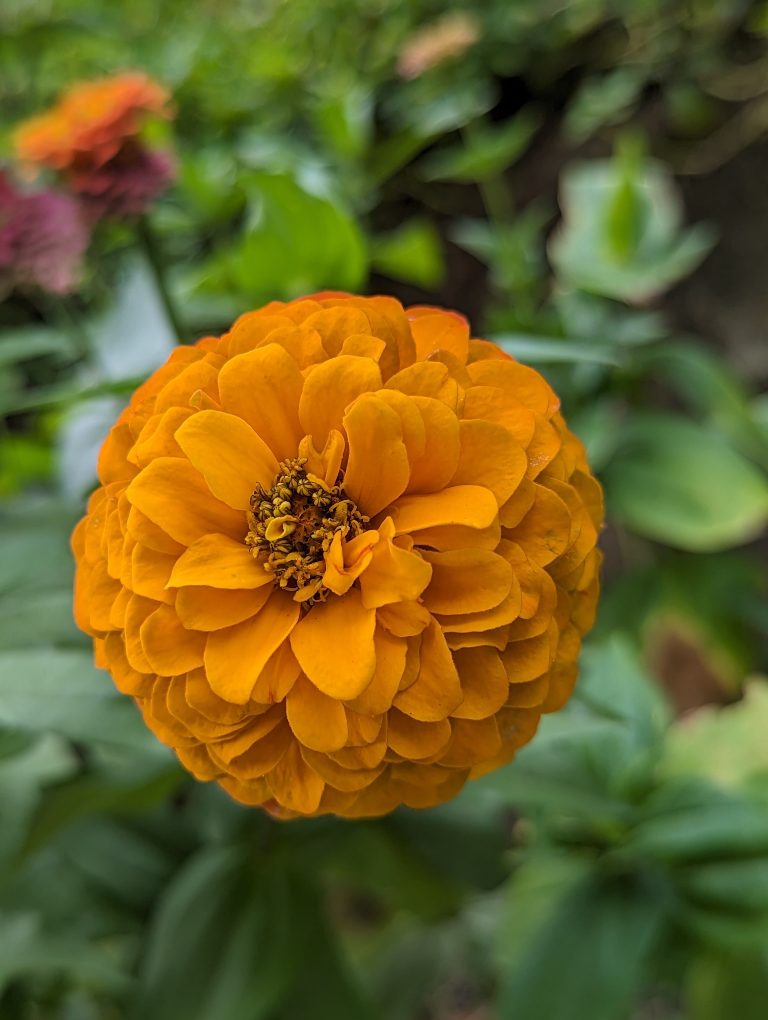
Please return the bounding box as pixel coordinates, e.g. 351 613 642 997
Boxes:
1 0 768 1017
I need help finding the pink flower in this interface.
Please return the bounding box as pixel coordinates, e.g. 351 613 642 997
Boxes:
0 170 88 297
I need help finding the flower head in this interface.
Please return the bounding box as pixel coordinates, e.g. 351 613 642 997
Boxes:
14 72 174 218
72 294 603 818
397 12 480 80
0 169 87 297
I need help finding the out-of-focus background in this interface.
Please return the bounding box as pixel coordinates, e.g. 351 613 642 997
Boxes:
1 1 768 1017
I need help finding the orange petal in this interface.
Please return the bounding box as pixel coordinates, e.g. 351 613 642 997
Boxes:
343 394 411 516
409 309 470 362
140 604 206 676
441 716 501 767
301 747 384 792
502 627 557 683
451 419 527 504
219 720 291 779
389 485 498 534
393 619 462 721
175 585 272 631
467 359 559 416
168 533 272 589
506 483 572 566
126 457 244 546
322 529 380 597
387 711 452 760
217 343 304 460
462 385 536 447
251 640 301 704
421 549 513 615
290 588 376 699
359 522 432 609
204 591 300 703
286 674 349 752
303 306 372 355
299 354 382 448
175 410 279 510
376 600 432 637
345 626 407 714
266 739 325 815
404 396 461 494
452 647 510 720
130 544 175 604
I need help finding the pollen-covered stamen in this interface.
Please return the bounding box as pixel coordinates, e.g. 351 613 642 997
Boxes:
246 457 369 606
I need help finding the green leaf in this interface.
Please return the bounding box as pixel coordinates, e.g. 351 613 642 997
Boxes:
492 333 619 365
659 681 768 791
624 783 768 864
0 327 77 367
496 872 666 1020
0 649 164 754
132 847 373 1020
687 948 768 1020
549 157 715 301
604 413 768 551
370 219 445 288
420 111 540 183
199 173 367 302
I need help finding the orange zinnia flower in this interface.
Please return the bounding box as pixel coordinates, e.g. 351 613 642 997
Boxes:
14 72 173 218
72 294 603 818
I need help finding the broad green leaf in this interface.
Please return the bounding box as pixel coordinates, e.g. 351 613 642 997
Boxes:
371 219 445 288
420 111 540 182
564 68 645 142
659 681 768 790
493 333 619 365
687 948 768 1020
0 327 77 367
549 157 715 301
624 782 768 864
199 173 367 302
496 872 666 1020
0 649 164 754
604 413 768 551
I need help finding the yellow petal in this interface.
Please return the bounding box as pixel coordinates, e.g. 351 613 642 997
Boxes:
421 549 513 615
393 619 462 721
204 591 300 703
175 410 279 510
140 604 206 676
126 457 244 546
452 647 510 719
286 674 349 751
290 588 376 699
175 585 272 631
343 394 411 516
376 600 432 637
217 343 304 460
298 355 382 448
298 429 345 488
168 533 272 589
389 485 498 534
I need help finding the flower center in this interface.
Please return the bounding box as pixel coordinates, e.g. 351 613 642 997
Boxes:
246 457 369 606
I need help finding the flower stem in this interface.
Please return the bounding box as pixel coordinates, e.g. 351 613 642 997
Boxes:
136 215 184 341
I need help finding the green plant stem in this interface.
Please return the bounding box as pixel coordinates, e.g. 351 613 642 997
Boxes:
136 216 184 341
